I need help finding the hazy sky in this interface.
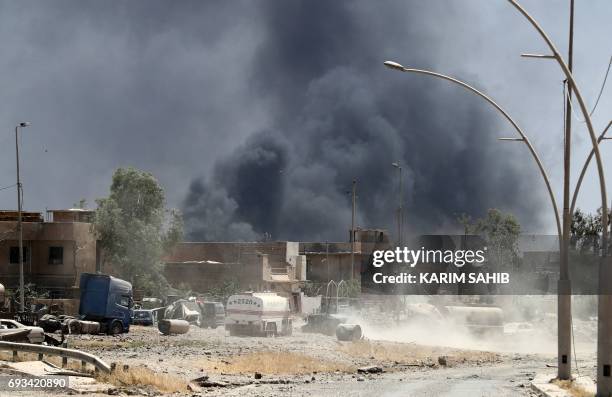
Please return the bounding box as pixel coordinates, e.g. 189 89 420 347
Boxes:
0 1 610 241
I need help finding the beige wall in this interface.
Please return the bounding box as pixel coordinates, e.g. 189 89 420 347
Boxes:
0 221 96 293
163 241 304 294
164 261 266 292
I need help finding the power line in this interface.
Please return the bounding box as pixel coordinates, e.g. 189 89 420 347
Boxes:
589 55 612 117
0 183 17 192
564 55 612 122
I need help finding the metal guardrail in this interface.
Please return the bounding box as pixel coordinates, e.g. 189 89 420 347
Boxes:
0 341 111 373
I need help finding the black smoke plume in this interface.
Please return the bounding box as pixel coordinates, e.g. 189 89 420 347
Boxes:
183 1 545 242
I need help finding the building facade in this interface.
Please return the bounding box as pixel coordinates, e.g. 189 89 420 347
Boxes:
163 241 307 294
0 209 97 298
300 228 391 283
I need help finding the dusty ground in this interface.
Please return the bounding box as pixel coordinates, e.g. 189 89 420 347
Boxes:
0 322 569 396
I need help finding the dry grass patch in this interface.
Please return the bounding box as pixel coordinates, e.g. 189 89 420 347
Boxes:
339 340 499 366
97 366 188 393
552 379 594 397
204 351 354 375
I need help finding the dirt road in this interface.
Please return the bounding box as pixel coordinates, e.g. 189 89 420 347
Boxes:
2 323 586 396
208 362 544 397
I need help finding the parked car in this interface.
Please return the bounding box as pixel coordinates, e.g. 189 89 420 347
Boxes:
197 301 225 329
0 319 45 344
132 309 155 326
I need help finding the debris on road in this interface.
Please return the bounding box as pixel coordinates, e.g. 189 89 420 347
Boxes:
158 319 190 335
164 299 202 325
336 324 362 341
357 365 383 374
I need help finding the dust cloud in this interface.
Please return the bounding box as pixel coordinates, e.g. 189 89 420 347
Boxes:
344 295 597 356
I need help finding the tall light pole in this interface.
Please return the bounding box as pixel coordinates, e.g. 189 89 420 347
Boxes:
15 121 31 313
350 179 356 280
553 0 575 379
387 0 609 387
506 1 608 392
383 59 572 377
392 162 403 246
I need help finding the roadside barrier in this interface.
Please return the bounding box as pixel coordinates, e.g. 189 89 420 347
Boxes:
0 341 111 373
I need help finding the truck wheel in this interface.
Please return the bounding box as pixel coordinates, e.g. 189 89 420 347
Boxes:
109 321 123 335
211 324 217 329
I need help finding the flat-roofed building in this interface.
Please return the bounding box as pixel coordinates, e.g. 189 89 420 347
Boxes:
0 209 97 298
163 241 306 294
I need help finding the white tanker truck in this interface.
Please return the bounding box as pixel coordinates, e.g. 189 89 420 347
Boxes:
225 292 292 337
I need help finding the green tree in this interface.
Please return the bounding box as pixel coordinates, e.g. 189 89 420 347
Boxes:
571 207 611 254
94 167 183 295
458 209 521 269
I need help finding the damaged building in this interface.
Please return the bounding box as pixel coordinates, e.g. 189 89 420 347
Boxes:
300 229 391 282
163 241 307 295
163 229 391 292
0 209 97 298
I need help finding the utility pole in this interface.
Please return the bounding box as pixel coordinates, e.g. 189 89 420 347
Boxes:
558 0 574 380
15 122 30 313
350 179 356 280
392 162 403 246
326 242 329 281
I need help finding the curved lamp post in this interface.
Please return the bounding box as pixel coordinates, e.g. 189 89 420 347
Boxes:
383 61 562 241
570 120 612 216
506 0 609 391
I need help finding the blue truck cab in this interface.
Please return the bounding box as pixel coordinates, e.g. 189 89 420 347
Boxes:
79 273 133 335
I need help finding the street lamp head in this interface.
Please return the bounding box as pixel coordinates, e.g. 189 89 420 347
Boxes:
391 162 400 168
520 53 555 59
498 137 525 142
18 122 31 128
384 61 405 71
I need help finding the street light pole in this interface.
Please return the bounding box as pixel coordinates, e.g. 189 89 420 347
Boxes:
15 121 31 313
505 0 609 391
350 179 356 280
555 0 575 379
392 162 403 246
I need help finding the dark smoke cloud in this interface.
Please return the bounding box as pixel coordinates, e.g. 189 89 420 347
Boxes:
183 1 546 241
2 1 609 242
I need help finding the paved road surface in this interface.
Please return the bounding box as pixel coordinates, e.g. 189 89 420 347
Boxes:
218 360 546 397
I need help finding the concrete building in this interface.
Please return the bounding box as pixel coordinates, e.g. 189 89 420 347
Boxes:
163 230 391 295
0 209 97 298
164 241 307 294
300 229 391 283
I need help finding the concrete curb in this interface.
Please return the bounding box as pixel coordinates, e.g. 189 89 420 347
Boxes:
530 373 596 397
